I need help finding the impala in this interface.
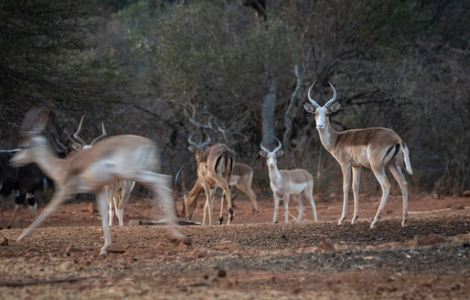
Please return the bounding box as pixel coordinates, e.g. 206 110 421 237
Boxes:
260 139 318 224
180 161 259 215
10 110 186 255
70 115 136 227
184 135 234 225
304 81 412 228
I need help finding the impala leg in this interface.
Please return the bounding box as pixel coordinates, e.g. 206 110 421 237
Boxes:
284 194 290 224
117 181 133 227
370 166 391 229
236 183 259 213
273 194 280 224
304 190 318 222
338 165 352 225
296 195 305 223
224 184 233 225
219 188 225 225
96 190 112 256
136 171 186 241
388 163 409 227
201 183 211 226
104 186 114 227
351 166 362 224
17 188 70 242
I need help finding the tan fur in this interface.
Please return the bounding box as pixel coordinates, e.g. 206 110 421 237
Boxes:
185 143 235 225
305 82 412 228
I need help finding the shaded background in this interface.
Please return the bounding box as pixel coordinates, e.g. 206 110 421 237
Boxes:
0 0 469 199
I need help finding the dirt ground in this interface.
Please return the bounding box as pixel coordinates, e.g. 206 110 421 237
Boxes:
0 193 469 299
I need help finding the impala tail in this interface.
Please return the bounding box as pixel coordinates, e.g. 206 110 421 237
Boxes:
401 142 413 175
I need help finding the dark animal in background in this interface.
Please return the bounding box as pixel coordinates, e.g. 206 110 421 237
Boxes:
0 151 50 218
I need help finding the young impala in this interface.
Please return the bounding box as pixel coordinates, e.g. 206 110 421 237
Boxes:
260 139 318 224
304 81 412 228
10 110 187 255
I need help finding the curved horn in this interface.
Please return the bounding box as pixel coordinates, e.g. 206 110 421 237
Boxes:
307 81 321 109
272 137 282 154
73 115 87 146
200 134 211 149
323 81 338 109
187 134 199 148
259 143 271 154
174 164 186 194
90 122 107 145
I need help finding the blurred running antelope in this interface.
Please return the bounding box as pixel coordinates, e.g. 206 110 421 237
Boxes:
10 109 186 255
304 81 412 228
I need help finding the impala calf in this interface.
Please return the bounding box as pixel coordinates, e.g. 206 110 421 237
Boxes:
11 111 186 255
260 139 318 224
304 81 412 228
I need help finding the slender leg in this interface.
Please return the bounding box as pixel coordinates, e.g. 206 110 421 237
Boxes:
351 166 362 224
223 183 233 225
219 188 225 225
201 184 211 226
388 163 409 227
96 190 112 255
104 185 114 227
284 194 290 224
273 193 280 224
135 171 186 241
118 180 135 227
370 166 391 228
236 183 259 213
338 164 352 225
296 195 305 223
17 188 70 242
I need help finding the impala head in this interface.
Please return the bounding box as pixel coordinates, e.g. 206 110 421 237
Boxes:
187 133 211 162
259 138 284 167
10 131 47 167
303 81 341 130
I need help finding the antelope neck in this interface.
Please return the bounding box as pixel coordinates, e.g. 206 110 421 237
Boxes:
317 117 339 152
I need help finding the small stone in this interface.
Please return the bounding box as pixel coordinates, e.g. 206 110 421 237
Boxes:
128 220 141 227
213 240 239 251
191 247 209 258
413 234 446 248
107 244 126 254
318 239 335 253
65 245 85 255
1 237 8 246
217 269 227 278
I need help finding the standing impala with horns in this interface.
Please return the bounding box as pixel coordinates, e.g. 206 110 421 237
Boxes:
10 109 187 255
304 81 412 228
260 139 318 224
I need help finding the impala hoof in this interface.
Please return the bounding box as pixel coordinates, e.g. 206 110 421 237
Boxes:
401 219 407 227
370 218 378 229
351 215 359 224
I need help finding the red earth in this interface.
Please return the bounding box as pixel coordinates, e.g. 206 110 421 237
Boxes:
0 193 469 299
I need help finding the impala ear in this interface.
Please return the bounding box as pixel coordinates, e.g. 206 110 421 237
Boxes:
328 102 341 113
259 150 268 158
304 103 316 114
275 150 284 158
